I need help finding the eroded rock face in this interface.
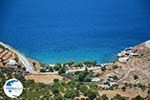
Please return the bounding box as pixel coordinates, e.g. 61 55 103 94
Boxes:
133 41 150 54
0 43 41 72
0 45 18 67
29 59 41 72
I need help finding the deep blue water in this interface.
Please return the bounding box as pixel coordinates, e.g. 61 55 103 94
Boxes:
0 0 150 64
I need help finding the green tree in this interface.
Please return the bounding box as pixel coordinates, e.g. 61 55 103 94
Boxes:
78 72 85 81
54 63 62 71
84 76 91 82
74 63 83 68
67 80 75 89
111 94 127 100
58 67 66 75
40 68 46 72
64 89 76 99
74 89 80 97
75 82 82 90
66 60 75 66
101 94 109 100
87 89 98 100
133 75 139 80
48 66 54 72
84 61 97 67
51 87 59 94
121 86 126 92
89 83 98 90
53 79 59 83
54 93 64 100
137 83 145 91
14 73 26 82
131 95 144 100
80 85 88 95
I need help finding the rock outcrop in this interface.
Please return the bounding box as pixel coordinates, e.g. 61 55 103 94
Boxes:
0 42 41 72
0 45 19 67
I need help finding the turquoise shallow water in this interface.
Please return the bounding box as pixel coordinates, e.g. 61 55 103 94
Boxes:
0 0 150 64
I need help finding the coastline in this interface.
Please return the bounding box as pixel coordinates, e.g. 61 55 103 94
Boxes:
24 48 118 64
0 40 150 99
1 40 149 66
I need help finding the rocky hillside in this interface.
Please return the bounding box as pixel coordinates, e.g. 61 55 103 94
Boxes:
92 41 150 99
0 44 20 67
99 40 150 85
0 42 41 71
123 41 150 84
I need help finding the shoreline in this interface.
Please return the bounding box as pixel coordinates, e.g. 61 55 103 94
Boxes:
0 40 149 70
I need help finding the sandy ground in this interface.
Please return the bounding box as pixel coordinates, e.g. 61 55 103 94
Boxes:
25 73 63 84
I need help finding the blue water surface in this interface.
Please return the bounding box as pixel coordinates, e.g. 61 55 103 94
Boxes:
0 0 150 64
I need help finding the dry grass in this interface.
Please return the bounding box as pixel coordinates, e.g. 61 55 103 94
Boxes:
25 73 63 84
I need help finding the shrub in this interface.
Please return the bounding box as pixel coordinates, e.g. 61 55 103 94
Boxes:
83 61 97 67
54 93 64 100
74 89 80 97
48 66 54 72
84 76 91 82
121 86 126 92
112 65 118 69
64 89 76 99
66 61 74 66
14 73 26 82
54 63 62 71
78 72 85 81
89 83 98 90
80 97 87 100
133 75 139 80
131 95 144 100
87 89 98 100
74 63 83 68
75 82 82 90
101 66 106 71
101 94 109 100
80 85 88 95
58 67 66 75
95 73 100 77
111 94 127 100
53 79 59 83
80 84 88 92
109 75 119 80
40 68 46 72
137 83 146 90
77 71 93 82
51 87 59 94
67 81 76 89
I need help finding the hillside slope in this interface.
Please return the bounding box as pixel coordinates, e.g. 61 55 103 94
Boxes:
0 42 41 72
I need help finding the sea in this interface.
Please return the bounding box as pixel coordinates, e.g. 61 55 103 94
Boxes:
0 0 150 64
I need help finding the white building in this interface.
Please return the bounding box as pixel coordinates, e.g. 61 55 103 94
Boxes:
91 77 101 82
7 59 17 66
119 57 129 63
